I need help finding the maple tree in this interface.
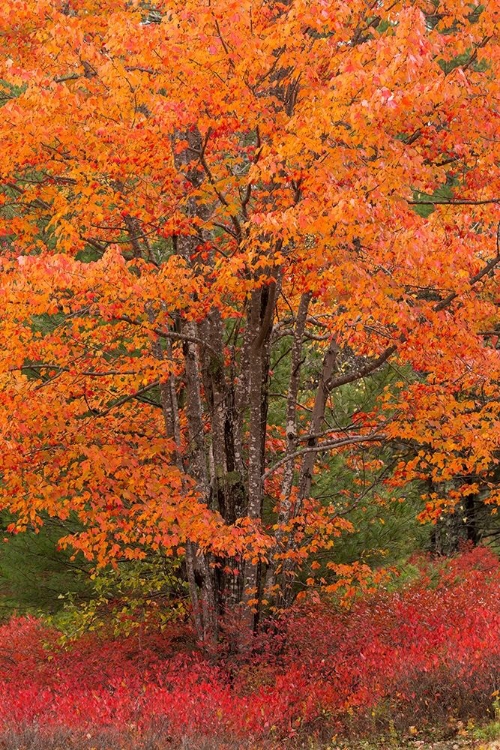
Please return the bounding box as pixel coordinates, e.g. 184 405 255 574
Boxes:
1 0 500 644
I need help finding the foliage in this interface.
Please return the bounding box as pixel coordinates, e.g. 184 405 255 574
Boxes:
0 516 93 619
2 0 500 641
0 548 498 746
54 554 189 638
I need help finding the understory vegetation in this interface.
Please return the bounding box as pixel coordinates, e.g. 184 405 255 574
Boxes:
0 547 499 748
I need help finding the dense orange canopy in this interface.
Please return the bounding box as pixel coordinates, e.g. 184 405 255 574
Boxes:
1 0 500 637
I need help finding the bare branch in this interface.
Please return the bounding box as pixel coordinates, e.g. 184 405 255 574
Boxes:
408 198 500 206
263 433 384 480
327 345 398 390
116 315 219 355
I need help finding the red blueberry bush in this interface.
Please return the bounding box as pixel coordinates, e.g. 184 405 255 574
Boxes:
0 546 499 746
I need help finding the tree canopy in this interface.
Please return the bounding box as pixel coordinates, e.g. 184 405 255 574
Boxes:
1 0 500 642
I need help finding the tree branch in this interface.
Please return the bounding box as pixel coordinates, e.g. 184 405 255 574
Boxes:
263 433 384 480
408 198 500 206
327 344 398 390
434 223 500 311
116 315 219 355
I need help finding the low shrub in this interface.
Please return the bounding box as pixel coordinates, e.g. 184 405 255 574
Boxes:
0 546 498 746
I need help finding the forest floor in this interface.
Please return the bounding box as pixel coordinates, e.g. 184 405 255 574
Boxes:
332 736 500 750
0 728 499 749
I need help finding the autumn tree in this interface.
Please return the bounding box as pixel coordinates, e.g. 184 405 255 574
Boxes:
1 0 500 644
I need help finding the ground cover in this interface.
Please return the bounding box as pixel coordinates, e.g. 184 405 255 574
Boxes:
0 548 498 748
